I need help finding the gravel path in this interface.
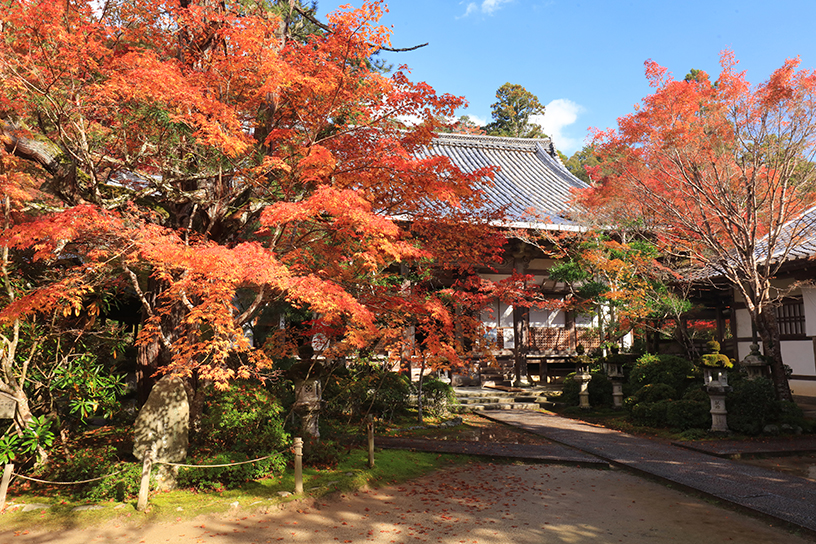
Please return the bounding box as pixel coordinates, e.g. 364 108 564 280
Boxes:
2 463 811 543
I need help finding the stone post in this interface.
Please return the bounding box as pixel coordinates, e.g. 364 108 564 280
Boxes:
294 437 303 494
294 377 322 443
0 463 13 511
367 414 375 469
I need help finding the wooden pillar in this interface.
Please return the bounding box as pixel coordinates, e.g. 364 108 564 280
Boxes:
512 252 529 386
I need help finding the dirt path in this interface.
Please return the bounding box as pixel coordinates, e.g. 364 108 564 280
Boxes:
2 463 811 544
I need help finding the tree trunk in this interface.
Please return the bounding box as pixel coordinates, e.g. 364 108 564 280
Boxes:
753 306 793 401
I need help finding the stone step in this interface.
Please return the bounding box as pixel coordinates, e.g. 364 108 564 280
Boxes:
452 402 543 412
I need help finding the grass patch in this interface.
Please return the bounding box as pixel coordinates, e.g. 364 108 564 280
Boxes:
0 447 468 530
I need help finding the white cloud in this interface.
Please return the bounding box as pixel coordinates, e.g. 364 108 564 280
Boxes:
530 99 586 155
459 0 513 17
481 0 513 15
461 114 487 127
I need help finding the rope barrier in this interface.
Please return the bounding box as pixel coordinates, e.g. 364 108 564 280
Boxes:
12 468 127 486
158 451 283 469
9 448 285 485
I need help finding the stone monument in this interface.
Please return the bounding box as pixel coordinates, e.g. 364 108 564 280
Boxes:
133 375 189 490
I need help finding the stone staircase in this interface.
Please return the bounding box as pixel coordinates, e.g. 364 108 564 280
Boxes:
452 385 561 412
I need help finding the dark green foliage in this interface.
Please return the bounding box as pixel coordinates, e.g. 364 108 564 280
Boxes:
627 383 676 405
666 399 711 430
415 376 456 418
630 399 671 427
51 354 126 421
178 451 286 490
629 353 695 393
323 364 410 423
682 386 709 402
561 371 614 407
726 375 779 435
624 357 703 429
302 440 341 469
181 380 289 489
197 381 289 456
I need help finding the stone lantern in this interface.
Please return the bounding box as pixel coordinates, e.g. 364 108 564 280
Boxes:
289 342 324 446
603 358 626 409
573 370 592 409
700 341 733 433
740 344 770 380
572 351 593 410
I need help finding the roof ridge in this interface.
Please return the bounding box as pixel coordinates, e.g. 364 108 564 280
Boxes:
432 132 553 150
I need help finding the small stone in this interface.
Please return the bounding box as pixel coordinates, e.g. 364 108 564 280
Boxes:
277 491 291 497
73 505 104 512
326 480 339 486
114 504 128 509
21 503 50 512
763 424 780 435
229 501 239 508
176 507 184 511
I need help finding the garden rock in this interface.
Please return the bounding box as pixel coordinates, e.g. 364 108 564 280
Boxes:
133 375 189 490
763 424 780 435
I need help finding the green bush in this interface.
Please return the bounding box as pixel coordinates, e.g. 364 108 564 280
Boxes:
415 376 456 418
85 462 142 501
726 375 777 435
630 399 671 427
323 365 410 423
629 353 696 393
666 399 711 430
196 380 289 456
182 380 289 489
178 451 286 490
561 371 614 407
626 383 676 408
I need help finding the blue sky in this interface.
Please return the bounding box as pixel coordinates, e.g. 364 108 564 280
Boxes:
317 0 816 155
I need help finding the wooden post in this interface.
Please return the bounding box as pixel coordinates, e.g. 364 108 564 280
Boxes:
0 463 13 510
136 454 153 512
367 414 375 468
294 437 303 494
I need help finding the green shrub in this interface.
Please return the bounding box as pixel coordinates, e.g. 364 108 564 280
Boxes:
561 371 614 407
182 380 289 489
666 399 711 430
630 399 671 427
178 451 286 490
726 375 777 435
196 380 289 456
629 353 696 393
626 383 676 408
85 462 142 501
323 365 410 423
415 376 456 417
682 386 709 403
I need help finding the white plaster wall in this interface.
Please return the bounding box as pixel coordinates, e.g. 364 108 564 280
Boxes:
736 308 753 338
791 380 816 397
530 308 565 327
499 303 514 328
803 286 816 337
480 307 497 329
783 340 816 376
738 340 815 377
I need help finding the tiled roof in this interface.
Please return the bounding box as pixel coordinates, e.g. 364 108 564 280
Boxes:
686 205 816 282
755 205 816 264
420 133 589 225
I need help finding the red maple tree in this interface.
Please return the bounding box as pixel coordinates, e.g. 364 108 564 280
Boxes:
0 0 507 430
580 51 816 400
